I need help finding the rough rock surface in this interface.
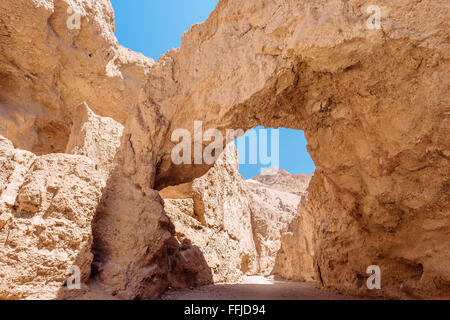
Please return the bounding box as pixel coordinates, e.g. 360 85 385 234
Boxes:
97 0 449 299
249 167 312 196
246 168 311 276
272 177 317 282
65 102 123 180
0 135 104 299
160 144 259 284
0 0 152 154
0 0 448 300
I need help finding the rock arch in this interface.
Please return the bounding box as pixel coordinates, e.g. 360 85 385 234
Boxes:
0 0 448 300
92 0 449 299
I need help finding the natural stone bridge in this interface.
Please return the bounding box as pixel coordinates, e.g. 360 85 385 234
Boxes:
0 0 448 299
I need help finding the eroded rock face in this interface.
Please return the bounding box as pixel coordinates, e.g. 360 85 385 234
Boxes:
0 0 152 154
0 135 104 299
0 0 448 300
249 167 311 196
0 104 125 300
98 0 449 299
65 102 124 180
272 176 318 282
161 144 259 284
246 168 311 276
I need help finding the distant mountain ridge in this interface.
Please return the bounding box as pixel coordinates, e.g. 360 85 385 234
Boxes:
245 167 312 275
248 167 312 196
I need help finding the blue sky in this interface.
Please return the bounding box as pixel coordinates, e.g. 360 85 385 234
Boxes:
236 127 315 179
111 0 219 60
110 0 315 179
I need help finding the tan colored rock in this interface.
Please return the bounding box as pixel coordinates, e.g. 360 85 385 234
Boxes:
97 0 449 299
0 136 104 299
0 0 153 154
250 167 312 196
0 136 36 215
65 102 124 180
272 177 317 282
90 104 175 299
246 168 311 276
0 0 448 300
161 143 259 284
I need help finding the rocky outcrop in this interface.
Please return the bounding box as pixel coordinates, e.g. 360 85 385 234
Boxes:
272 177 317 282
0 135 104 299
96 0 449 299
0 0 152 155
161 160 312 284
160 144 259 284
249 167 312 196
0 0 448 300
0 103 124 300
246 168 311 276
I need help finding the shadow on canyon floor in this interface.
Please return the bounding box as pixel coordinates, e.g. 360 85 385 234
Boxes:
56 239 214 300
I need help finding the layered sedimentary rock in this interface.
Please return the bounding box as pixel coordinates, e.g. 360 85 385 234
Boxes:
161 144 259 284
0 135 104 299
246 168 311 276
0 0 152 154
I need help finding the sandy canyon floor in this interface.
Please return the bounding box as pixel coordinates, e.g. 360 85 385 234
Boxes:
161 276 354 300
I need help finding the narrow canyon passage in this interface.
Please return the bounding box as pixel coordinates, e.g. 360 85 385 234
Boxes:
0 0 448 301
162 276 351 300
158 140 316 293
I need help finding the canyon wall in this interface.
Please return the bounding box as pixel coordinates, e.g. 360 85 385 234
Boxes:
0 0 448 300
96 0 449 299
272 176 318 282
0 134 104 299
0 0 152 154
65 102 124 180
246 168 311 275
0 103 123 299
161 152 313 284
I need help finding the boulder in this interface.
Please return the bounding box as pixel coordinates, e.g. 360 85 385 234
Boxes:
0 136 104 299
